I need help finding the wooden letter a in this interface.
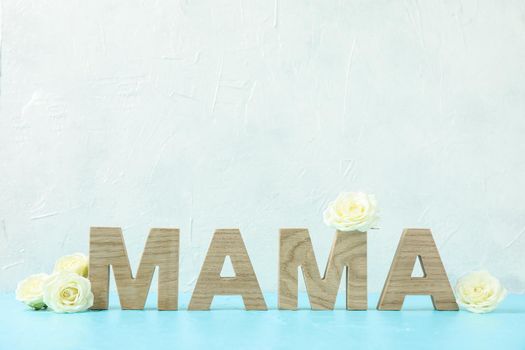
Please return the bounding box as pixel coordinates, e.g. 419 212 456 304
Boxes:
188 229 267 310
377 229 458 311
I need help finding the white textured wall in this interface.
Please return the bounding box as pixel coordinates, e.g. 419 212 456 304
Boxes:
1 0 525 293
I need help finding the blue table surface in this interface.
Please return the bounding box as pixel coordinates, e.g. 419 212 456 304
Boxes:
1 293 524 350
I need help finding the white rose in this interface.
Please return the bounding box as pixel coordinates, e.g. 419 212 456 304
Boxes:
16 273 50 310
323 192 379 232
455 270 507 313
54 253 89 277
43 272 94 313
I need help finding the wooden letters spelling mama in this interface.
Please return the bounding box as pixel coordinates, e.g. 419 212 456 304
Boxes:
89 227 458 311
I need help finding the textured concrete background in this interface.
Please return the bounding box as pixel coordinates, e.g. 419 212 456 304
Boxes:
1 0 525 293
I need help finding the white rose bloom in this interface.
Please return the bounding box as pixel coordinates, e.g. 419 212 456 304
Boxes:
323 192 379 232
43 272 94 313
54 253 89 277
455 270 507 313
16 273 50 310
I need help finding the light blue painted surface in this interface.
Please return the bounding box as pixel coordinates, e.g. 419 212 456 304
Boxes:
1 293 524 350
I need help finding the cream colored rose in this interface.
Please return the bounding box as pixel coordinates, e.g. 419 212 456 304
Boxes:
54 253 89 277
16 273 50 310
455 270 507 313
43 272 94 313
323 192 379 232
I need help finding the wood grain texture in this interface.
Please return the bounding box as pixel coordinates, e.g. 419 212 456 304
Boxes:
377 228 458 311
89 227 179 310
188 229 267 311
279 229 367 310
